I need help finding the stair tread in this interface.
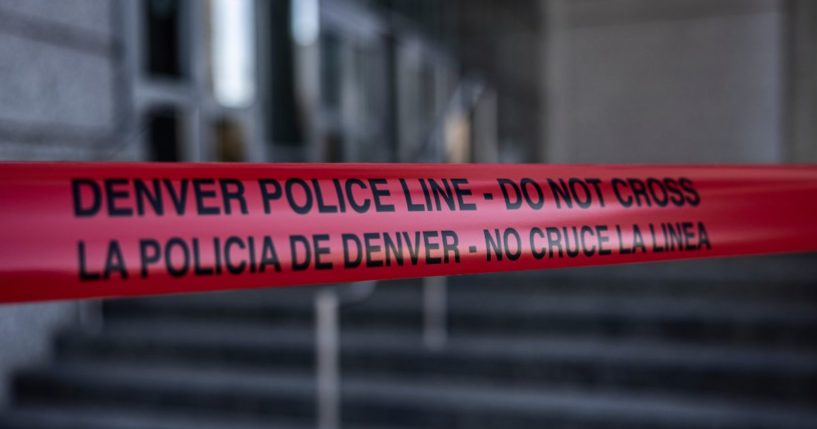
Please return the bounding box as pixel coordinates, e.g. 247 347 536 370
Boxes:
0 405 311 429
18 360 817 428
107 290 817 325
71 321 817 374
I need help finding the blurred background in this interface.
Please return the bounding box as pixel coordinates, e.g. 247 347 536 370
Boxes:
1 0 817 428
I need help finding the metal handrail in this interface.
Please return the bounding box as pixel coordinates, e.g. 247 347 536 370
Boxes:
314 76 493 429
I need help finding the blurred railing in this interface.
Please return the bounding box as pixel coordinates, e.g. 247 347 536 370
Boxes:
315 76 495 429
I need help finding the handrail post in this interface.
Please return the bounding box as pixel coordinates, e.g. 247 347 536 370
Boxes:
422 276 448 350
315 289 340 429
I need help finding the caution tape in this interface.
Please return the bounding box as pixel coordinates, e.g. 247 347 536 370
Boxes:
0 163 816 303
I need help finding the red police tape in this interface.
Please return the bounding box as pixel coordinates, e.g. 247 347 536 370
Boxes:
1 163 816 303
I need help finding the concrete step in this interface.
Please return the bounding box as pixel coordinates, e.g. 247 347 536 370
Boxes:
103 288 817 349
12 360 817 429
446 255 817 301
0 405 312 429
56 321 817 405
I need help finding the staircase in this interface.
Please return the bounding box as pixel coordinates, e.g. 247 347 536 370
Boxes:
2 255 817 428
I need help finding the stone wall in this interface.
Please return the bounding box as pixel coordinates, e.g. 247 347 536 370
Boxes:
0 0 123 405
0 0 125 161
543 0 784 163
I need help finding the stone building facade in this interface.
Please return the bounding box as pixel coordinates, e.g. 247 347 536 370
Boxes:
0 0 122 404
0 0 815 407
